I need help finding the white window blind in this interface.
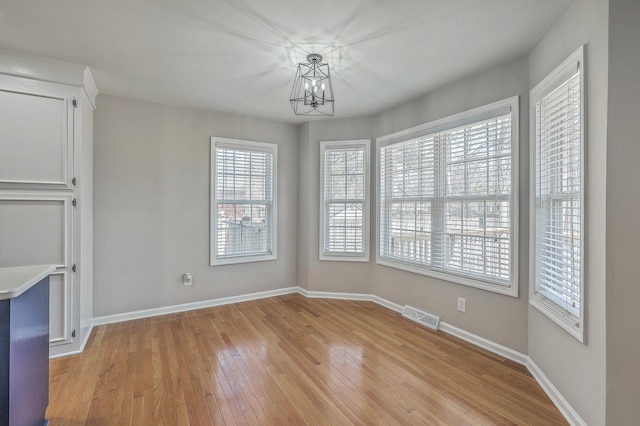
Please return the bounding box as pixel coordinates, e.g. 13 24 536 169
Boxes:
378 98 518 294
530 46 584 340
320 140 370 260
210 138 276 265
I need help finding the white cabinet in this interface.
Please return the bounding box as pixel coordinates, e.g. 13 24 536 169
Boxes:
0 50 97 357
0 77 75 188
0 194 73 344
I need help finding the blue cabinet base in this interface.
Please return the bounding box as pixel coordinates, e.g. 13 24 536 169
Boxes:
0 277 50 426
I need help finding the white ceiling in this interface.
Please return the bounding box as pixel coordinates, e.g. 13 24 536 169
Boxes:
0 0 572 123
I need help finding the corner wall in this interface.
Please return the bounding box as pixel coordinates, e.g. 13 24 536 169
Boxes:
296 117 375 294
93 95 298 316
606 0 640 423
527 0 608 424
296 122 311 290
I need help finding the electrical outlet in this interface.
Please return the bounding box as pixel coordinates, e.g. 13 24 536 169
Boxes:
183 272 192 286
457 297 466 313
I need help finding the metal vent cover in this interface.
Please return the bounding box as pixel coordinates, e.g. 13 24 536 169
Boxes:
402 305 440 330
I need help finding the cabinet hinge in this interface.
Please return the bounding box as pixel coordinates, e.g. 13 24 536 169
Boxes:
72 329 76 338
72 264 76 272
72 198 77 207
72 177 77 186
72 98 77 108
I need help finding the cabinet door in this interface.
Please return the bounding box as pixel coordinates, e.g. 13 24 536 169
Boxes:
0 75 75 189
0 194 74 345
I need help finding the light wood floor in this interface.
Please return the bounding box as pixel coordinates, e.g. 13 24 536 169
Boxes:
47 294 567 425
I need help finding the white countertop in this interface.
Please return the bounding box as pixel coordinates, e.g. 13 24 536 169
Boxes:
0 265 57 300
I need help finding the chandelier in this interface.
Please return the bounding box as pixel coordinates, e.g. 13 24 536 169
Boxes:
290 53 334 116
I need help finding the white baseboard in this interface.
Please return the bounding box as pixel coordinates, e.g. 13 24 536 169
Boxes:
298 288 404 313
49 325 93 359
437 321 529 366
92 286 298 326
299 288 373 301
525 357 587 426
83 286 582 426
79 324 93 353
370 294 403 313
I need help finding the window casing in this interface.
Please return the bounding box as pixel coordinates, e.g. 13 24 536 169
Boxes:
210 137 277 265
320 140 370 261
377 97 519 296
529 46 585 342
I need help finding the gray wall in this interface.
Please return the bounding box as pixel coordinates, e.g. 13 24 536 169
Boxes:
297 117 374 294
93 95 298 316
527 0 608 424
606 0 640 423
370 56 531 353
296 122 311 290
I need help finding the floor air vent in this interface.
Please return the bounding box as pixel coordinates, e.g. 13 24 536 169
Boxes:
402 305 440 330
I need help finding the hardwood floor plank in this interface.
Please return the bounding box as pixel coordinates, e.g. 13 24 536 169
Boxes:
47 295 567 425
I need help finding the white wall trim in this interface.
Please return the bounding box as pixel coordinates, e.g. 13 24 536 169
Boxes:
92 286 298 326
82 67 98 109
370 294 403 313
437 321 529 365
210 137 278 267
0 48 90 89
299 288 372 301
525 357 587 426
86 286 583 425
318 139 371 262
50 324 93 359
299 288 404 313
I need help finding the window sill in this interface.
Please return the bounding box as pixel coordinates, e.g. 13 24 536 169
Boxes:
530 294 584 343
320 253 370 262
211 253 277 266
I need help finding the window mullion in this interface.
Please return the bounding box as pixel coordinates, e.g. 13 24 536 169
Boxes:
383 147 391 258
432 133 445 269
343 153 348 252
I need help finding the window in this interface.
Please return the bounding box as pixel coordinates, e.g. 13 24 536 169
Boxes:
320 140 370 261
530 46 584 341
377 97 518 295
210 137 277 265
